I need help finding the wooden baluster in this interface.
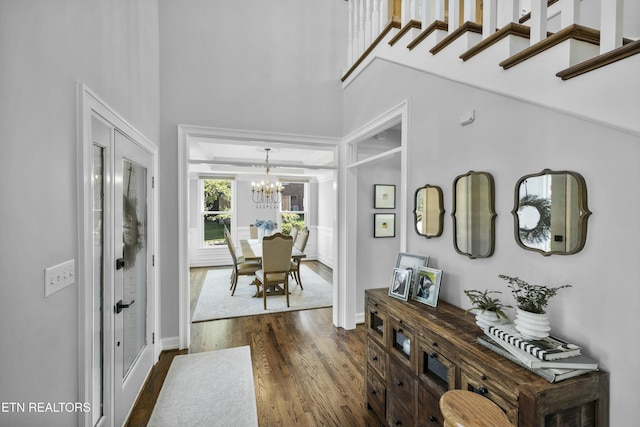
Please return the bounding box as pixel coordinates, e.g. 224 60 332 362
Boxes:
421 0 431 27
447 0 461 31
463 0 476 23
482 0 498 37
529 0 548 44
600 0 624 53
347 0 354 65
358 0 365 55
498 0 520 28
560 0 581 29
372 0 381 40
365 0 372 47
380 0 389 27
434 0 445 21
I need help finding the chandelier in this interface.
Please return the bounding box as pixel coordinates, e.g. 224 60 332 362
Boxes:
251 148 283 208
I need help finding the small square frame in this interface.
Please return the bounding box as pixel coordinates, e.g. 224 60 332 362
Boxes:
374 184 396 209
411 267 443 307
394 252 430 292
388 268 412 301
374 213 395 238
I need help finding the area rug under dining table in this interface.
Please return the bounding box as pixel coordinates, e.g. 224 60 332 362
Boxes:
192 264 333 322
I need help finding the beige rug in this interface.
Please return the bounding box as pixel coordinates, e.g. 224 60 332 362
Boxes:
147 346 258 427
192 264 333 322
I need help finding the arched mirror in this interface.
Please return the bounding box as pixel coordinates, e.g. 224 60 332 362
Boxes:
512 169 590 256
414 184 445 238
452 171 496 258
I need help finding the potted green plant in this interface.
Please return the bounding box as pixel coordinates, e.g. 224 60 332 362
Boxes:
464 289 511 331
498 274 571 339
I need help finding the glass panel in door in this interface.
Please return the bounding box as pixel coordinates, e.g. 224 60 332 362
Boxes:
121 158 147 376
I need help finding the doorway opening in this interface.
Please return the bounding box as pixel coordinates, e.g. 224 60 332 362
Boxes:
177 125 340 348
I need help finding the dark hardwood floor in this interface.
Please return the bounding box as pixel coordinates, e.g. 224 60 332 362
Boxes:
126 261 384 427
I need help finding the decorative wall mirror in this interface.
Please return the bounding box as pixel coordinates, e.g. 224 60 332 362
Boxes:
512 169 590 256
414 184 445 238
452 171 496 258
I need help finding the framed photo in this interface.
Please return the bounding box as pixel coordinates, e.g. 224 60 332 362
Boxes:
395 252 430 291
411 267 443 307
388 268 412 301
374 213 395 238
374 184 396 209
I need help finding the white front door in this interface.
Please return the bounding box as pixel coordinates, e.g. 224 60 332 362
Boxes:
113 130 155 426
79 86 158 427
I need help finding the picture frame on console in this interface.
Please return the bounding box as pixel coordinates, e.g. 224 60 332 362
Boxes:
394 252 430 292
389 268 412 301
412 266 442 307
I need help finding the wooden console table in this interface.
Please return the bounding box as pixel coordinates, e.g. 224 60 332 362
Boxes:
364 288 609 427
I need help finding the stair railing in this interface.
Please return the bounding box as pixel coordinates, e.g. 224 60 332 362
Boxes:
346 0 631 72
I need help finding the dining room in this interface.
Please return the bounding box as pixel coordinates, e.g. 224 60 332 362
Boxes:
182 129 339 322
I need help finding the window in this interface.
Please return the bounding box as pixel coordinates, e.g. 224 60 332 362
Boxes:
201 178 232 246
280 181 307 235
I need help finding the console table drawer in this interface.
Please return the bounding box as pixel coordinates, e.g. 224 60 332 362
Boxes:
418 384 444 427
367 338 387 379
389 315 416 371
387 395 415 427
366 368 386 421
460 369 518 426
367 299 388 347
418 339 456 396
388 363 417 415
459 359 518 405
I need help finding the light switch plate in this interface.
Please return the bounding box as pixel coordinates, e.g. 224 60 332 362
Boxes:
44 259 75 297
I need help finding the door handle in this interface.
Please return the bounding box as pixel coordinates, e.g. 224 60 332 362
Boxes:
115 299 135 314
116 258 125 270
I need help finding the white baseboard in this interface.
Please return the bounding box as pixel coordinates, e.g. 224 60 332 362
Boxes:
355 312 365 325
161 336 180 351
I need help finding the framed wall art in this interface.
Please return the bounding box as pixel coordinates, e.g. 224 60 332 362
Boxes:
411 267 443 307
389 268 412 301
374 213 395 238
374 184 396 209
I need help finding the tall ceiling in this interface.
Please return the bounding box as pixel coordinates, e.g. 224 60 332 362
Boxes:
188 137 337 180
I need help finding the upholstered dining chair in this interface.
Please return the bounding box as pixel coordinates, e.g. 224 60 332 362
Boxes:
249 224 258 239
289 226 309 289
224 228 261 295
289 226 299 245
253 233 293 310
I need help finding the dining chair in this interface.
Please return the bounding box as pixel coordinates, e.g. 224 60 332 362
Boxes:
289 226 299 245
249 224 258 239
224 228 261 295
253 233 293 310
289 227 309 289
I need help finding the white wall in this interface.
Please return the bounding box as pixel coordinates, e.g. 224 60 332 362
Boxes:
356 155 403 313
158 0 347 337
344 59 640 425
0 1 160 426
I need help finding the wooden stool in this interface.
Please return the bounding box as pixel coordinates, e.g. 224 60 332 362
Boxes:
439 390 511 427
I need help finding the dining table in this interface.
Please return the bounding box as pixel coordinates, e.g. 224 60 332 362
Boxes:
239 238 306 297
240 238 306 262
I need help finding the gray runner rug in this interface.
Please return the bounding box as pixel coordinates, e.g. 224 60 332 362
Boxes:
192 264 332 322
147 346 258 427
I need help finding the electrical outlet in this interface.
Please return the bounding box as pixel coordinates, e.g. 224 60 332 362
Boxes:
44 259 75 297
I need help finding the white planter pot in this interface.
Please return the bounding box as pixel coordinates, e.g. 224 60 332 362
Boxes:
515 309 551 339
257 228 274 240
475 311 503 331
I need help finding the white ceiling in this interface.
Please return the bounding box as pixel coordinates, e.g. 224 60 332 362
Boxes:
188 137 337 179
